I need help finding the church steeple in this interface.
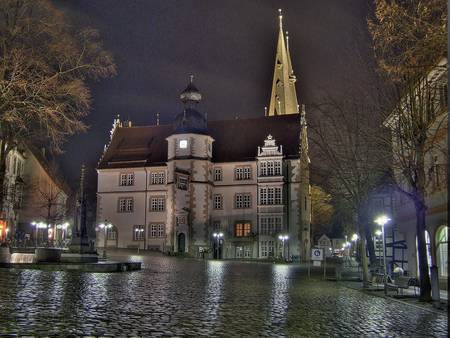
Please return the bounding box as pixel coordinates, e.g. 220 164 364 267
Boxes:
267 9 299 116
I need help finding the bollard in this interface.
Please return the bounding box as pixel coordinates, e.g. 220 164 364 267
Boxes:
430 265 440 302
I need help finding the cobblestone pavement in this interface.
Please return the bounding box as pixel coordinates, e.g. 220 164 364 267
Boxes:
0 252 447 337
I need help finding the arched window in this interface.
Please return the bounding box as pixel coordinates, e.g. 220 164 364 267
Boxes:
107 226 117 240
436 226 448 277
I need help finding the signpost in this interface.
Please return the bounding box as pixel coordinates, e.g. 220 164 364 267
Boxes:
309 248 326 279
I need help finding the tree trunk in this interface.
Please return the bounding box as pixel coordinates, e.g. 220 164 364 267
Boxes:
0 139 7 216
415 199 432 301
415 141 432 301
364 222 377 267
358 213 370 288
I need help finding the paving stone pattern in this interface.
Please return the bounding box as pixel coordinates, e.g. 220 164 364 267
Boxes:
0 253 447 337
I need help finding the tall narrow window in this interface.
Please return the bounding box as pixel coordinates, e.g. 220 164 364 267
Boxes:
133 225 145 241
214 168 223 181
213 194 223 209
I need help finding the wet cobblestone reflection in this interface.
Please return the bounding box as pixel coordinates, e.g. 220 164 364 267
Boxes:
0 253 447 336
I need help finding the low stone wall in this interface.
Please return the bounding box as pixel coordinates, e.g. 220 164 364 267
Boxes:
0 247 11 263
35 248 62 263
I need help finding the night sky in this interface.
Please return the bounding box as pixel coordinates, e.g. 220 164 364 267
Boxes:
57 0 375 189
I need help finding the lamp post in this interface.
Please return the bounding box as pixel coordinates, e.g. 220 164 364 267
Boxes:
98 220 113 259
375 215 391 295
56 222 69 247
278 234 289 260
31 222 37 247
351 233 358 257
212 232 224 259
135 227 144 253
375 229 382 268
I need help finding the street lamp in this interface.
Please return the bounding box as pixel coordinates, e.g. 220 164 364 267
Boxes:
98 220 113 259
135 227 144 253
375 215 391 294
212 232 224 259
278 234 289 260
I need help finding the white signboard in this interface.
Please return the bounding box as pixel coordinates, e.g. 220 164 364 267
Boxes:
311 248 324 261
313 260 321 267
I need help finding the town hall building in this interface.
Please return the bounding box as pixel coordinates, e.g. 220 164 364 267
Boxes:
96 11 312 260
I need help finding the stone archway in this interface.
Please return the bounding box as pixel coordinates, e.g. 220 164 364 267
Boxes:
178 233 186 253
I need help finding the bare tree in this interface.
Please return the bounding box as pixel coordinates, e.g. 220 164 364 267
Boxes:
381 68 447 301
369 0 447 302
309 91 389 287
24 176 68 245
0 0 116 213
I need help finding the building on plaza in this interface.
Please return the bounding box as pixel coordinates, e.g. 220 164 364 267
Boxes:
0 144 69 244
96 11 312 260
383 57 448 289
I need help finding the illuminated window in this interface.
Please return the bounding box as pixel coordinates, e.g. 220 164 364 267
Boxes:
118 198 134 213
235 222 251 237
179 140 188 149
119 173 134 186
235 193 251 209
150 197 165 211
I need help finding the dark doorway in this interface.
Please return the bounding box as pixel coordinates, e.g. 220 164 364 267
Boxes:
213 239 223 259
178 233 186 253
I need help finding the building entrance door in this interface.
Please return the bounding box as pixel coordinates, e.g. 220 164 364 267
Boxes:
178 233 186 253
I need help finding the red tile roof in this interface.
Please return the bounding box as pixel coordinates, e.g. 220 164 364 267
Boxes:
98 114 301 169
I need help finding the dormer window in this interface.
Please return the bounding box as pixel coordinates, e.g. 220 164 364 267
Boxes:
179 140 188 149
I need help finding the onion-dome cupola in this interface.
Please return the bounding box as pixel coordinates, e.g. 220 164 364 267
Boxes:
173 75 208 135
180 75 202 106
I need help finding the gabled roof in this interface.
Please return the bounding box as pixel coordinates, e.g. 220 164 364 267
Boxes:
98 114 301 169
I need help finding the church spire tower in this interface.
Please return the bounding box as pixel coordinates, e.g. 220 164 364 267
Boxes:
266 9 299 116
